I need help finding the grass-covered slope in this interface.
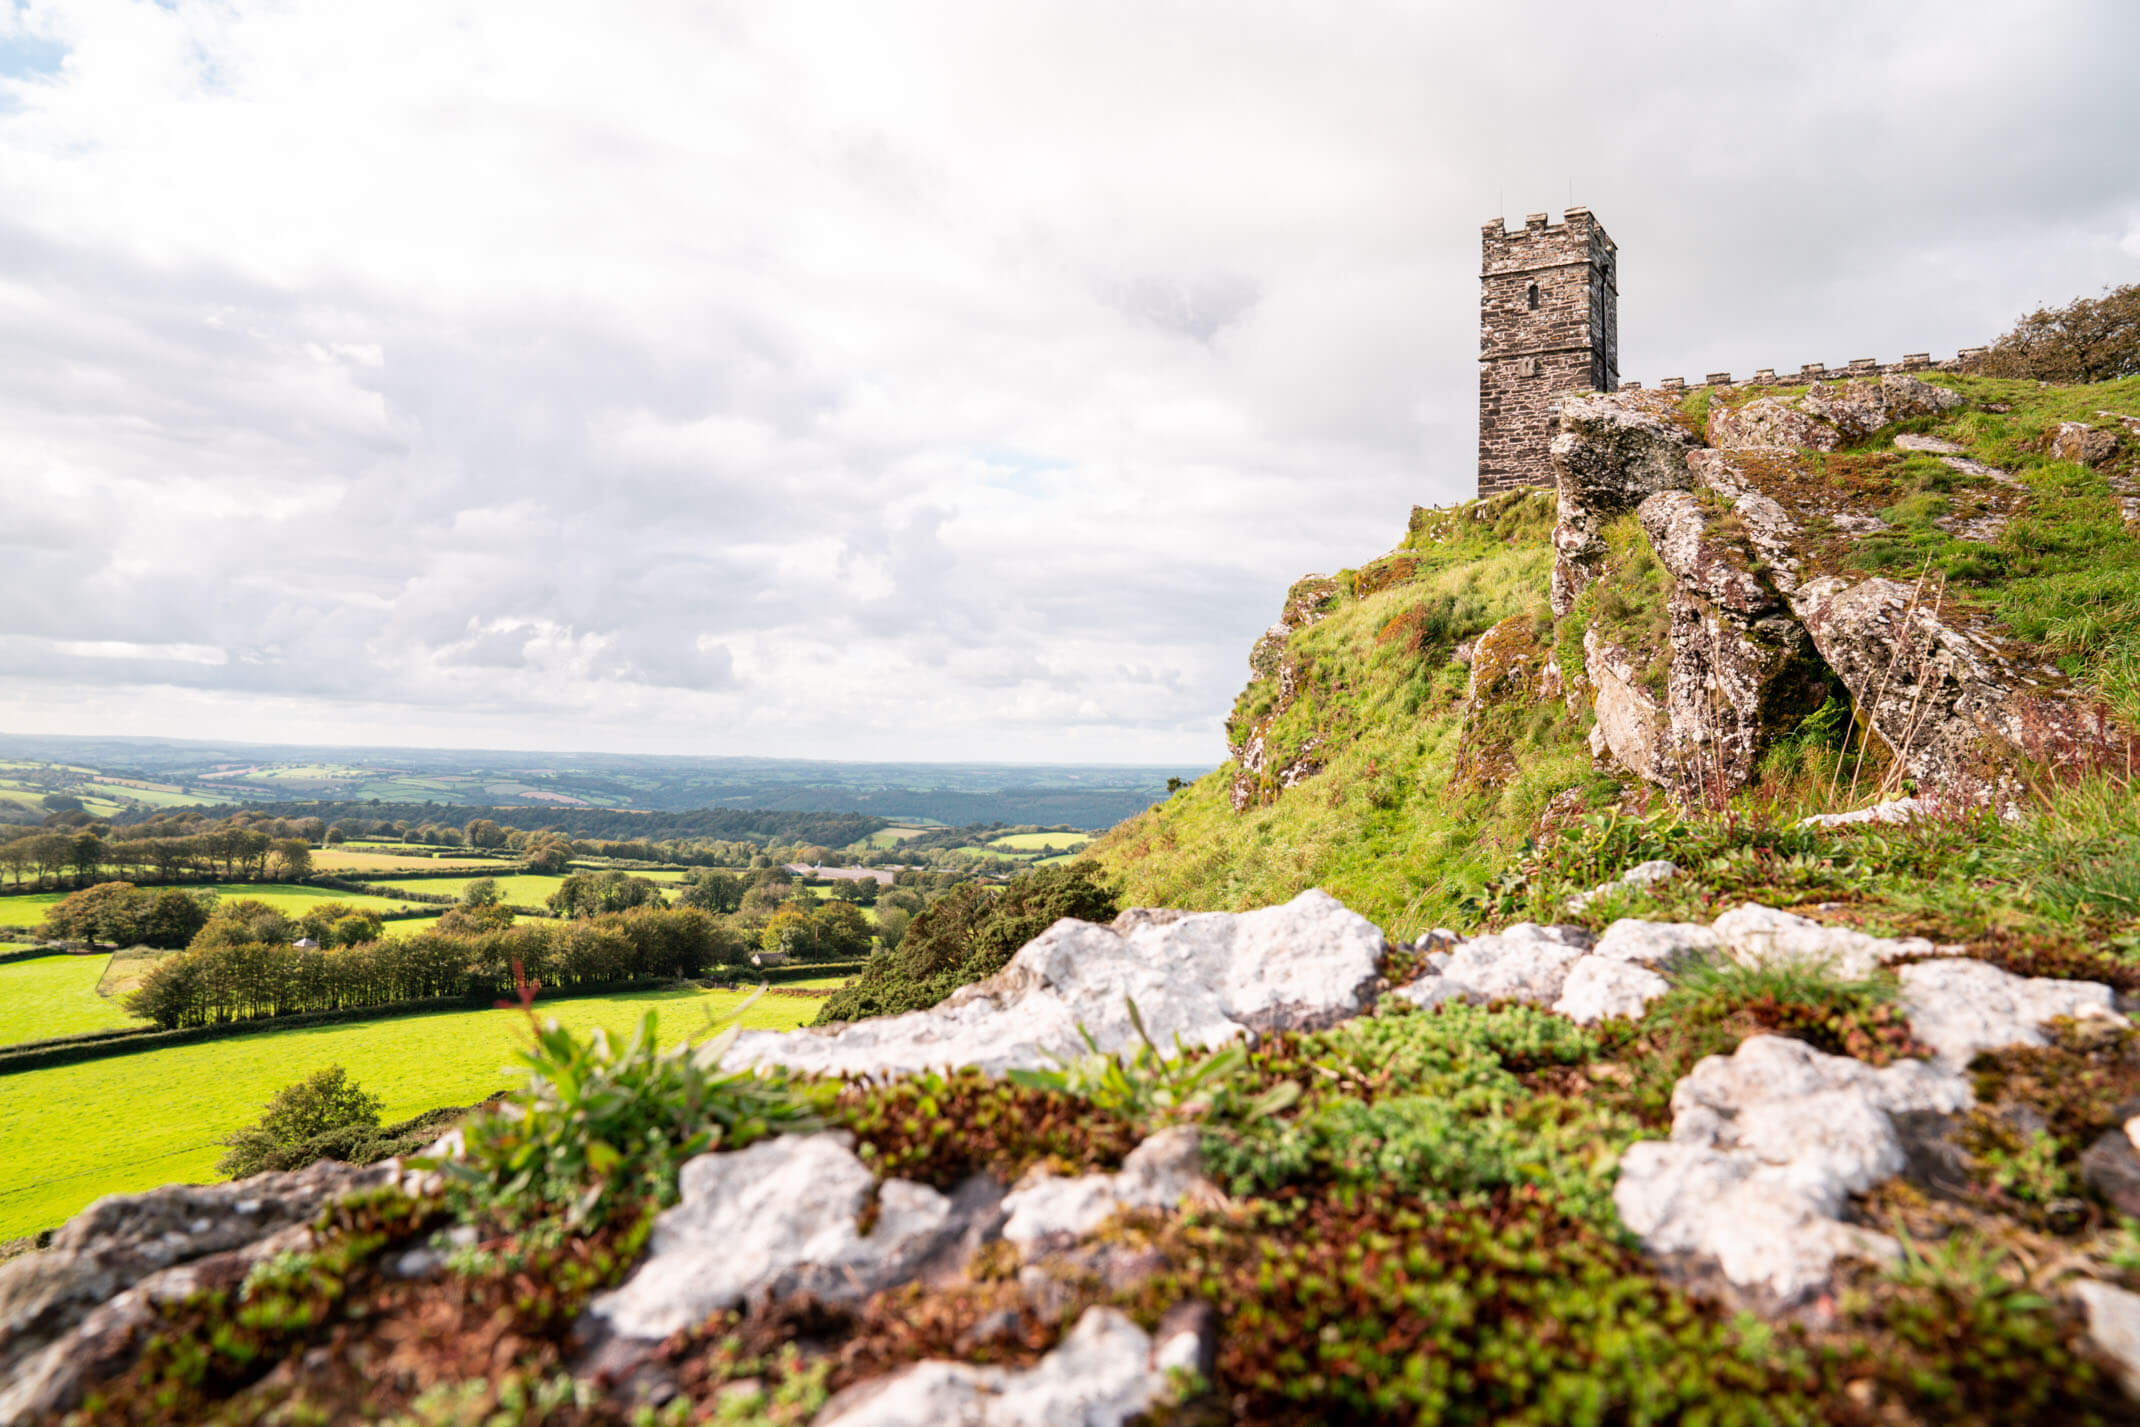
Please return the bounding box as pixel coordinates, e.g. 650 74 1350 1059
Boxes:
1096 376 2140 939
1690 372 2140 723
1094 491 1603 938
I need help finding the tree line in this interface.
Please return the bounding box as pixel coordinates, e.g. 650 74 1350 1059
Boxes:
0 826 318 890
132 800 888 848
125 903 754 1029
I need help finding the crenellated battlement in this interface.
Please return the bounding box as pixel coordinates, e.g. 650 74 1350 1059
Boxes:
1621 348 1989 393
1473 206 1999 498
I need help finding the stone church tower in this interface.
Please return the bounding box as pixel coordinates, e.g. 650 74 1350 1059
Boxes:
1477 208 1618 496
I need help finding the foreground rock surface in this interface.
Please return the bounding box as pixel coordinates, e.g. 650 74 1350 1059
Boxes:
813 1306 1186 1427
588 1132 976 1343
1711 903 1934 979
1614 947 2122 1305
0 1161 390 1426
1897 958 2119 1069
731 890 1386 1077
1000 1128 1209 1253
1614 1036 1971 1303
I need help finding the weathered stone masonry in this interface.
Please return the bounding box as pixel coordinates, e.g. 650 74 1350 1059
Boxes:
1474 205 1992 498
1478 208 1618 498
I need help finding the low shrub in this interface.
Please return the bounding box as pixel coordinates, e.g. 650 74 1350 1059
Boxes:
216 1064 383 1178
226 1104 475 1178
813 861 1118 1025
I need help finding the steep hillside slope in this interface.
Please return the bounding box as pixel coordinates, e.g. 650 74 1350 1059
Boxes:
1095 491 1600 936
1097 373 2140 939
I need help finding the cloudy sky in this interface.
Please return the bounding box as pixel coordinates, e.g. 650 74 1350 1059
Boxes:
1 1 2135 764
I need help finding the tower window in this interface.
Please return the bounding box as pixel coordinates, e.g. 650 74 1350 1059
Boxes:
1525 282 1540 310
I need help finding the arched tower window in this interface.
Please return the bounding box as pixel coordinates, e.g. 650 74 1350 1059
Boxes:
1525 282 1540 310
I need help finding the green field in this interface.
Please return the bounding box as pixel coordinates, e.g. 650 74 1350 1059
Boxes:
313 848 508 875
372 874 574 905
859 825 935 848
0 953 143 1046
184 883 429 916
0 890 68 927
0 883 430 931
986 831 1093 853
0 985 821 1242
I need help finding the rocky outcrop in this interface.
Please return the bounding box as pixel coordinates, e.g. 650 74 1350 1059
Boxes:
730 891 1387 1078
1280 574 1339 631
1228 575 1345 811
1548 374 2137 810
586 1133 978 1343
1548 391 1702 613
1787 574 2111 806
0 1161 399 1426
1583 628 1669 784
1638 489 1829 802
1452 615 1562 787
1614 1035 1971 1304
813 1305 1197 1427
2048 420 2122 467
1706 374 1961 452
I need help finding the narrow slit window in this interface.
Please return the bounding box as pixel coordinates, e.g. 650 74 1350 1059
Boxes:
1525 282 1540 310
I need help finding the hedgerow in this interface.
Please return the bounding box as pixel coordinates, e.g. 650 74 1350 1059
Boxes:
126 905 746 1029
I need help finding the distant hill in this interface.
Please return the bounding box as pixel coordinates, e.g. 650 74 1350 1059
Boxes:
0 735 1197 831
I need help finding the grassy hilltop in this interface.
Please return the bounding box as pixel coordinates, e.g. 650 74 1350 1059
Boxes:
1094 491 1587 937
1095 373 2140 941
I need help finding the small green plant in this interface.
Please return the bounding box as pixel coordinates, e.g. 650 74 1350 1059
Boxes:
1844 1228 2119 1419
1597 958 1928 1125
216 1064 383 1179
432 968 828 1228
1007 997 1299 1129
1976 1128 2077 1207
2101 1217 2140 1276
835 1067 1140 1188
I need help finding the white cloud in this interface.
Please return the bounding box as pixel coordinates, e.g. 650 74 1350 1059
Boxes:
0 0 2135 762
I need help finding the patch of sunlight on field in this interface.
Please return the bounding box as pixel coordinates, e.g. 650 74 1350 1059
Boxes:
370 874 570 905
0 953 141 1047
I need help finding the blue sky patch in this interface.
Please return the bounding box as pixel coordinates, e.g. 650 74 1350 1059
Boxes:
0 27 65 80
